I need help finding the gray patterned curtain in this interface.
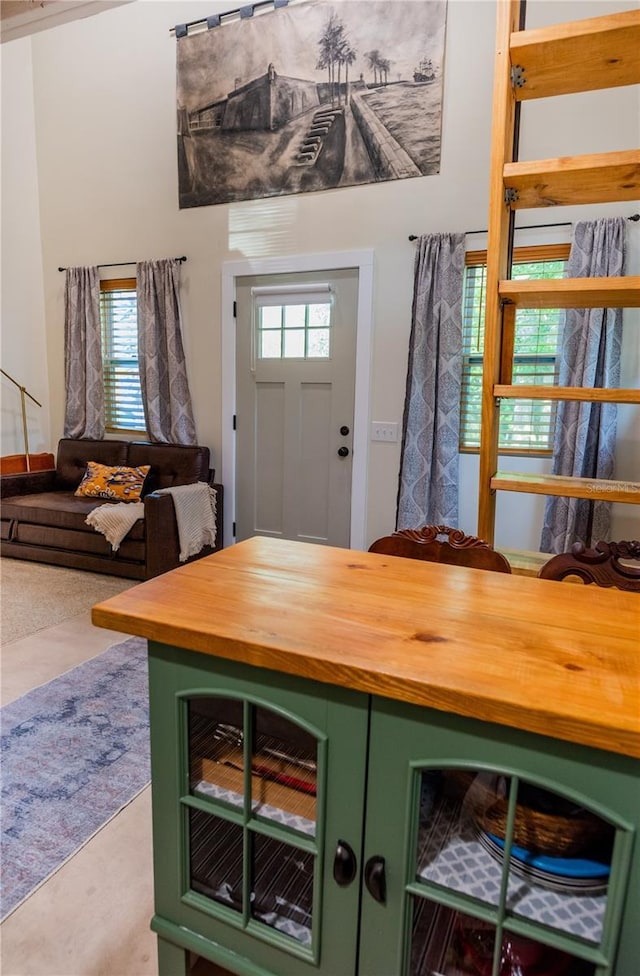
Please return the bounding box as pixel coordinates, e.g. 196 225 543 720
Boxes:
63 266 105 439
540 217 625 553
136 259 197 445
397 233 465 529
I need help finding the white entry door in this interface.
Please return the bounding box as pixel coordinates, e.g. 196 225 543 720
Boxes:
235 268 358 546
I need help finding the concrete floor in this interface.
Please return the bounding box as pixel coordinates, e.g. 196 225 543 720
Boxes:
1 612 158 976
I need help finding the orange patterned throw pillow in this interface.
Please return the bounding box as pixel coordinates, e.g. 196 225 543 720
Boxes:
75 461 150 502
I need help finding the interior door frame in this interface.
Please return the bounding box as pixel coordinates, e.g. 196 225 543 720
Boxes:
221 249 374 551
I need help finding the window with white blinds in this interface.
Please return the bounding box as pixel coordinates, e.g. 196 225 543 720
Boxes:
460 245 569 454
99 278 146 433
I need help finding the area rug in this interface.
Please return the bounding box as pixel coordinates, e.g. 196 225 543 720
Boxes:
0 559 137 645
0 636 149 921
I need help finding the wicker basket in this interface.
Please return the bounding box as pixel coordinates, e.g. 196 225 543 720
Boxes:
444 770 609 857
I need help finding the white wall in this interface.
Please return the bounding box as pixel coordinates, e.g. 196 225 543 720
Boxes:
2 0 638 547
0 37 50 456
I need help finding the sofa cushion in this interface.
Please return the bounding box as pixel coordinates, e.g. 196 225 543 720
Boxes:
75 462 150 502
1 491 145 540
127 442 210 493
55 438 129 490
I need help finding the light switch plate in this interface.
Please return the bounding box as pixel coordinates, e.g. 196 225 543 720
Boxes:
371 422 398 442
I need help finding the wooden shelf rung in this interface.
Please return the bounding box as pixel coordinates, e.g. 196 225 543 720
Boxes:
494 385 640 403
503 150 640 209
490 471 640 504
510 10 640 100
499 276 640 308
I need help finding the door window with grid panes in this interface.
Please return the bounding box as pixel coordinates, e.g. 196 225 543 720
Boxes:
252 284 333 361
460 245 569 454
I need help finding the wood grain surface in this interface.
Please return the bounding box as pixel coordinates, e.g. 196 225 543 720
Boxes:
91 537 640 759
510 9 640 100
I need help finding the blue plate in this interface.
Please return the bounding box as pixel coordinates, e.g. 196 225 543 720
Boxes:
486 833 610 879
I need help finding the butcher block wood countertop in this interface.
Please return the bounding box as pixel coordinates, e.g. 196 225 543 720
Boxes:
91 536 640 760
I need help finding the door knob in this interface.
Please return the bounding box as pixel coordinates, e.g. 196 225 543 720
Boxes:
333 839 357 886
364 855 386 904
337 446 350 457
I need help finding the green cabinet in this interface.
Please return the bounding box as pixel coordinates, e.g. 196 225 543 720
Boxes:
361 697 639 976
148 642 639 976
148 641 369 976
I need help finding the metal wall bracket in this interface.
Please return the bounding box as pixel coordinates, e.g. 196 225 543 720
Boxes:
511 65 526 89
504 187 519 205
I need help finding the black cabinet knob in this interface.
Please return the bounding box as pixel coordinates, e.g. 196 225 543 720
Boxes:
364 855 386 904
338 446 350 457
333 839 357 886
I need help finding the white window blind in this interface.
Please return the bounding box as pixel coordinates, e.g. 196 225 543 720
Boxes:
460 245 569 453
99 278 146 433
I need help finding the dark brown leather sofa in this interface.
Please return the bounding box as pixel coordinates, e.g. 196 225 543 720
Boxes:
0 438 223 579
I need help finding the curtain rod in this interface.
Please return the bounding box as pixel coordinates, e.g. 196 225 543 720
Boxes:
58 257 187 272
408 213 640 242
171 0 289 37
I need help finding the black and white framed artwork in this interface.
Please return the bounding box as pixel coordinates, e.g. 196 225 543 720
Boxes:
176 0 448 208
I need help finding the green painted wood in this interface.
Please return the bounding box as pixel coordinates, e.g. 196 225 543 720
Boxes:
359 695 640 976
156 934 189 976
153 915 271 976
149 642 639 976
149 641 369 976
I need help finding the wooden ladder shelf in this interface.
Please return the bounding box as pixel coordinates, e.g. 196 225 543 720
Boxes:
477 3 640 548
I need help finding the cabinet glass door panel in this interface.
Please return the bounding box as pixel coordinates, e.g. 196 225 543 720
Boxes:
150 646 369 976
251 706 317 836
409 899 596 976
415 769 512 908
251 833 314 945
189 808 244 911
415 769 614 946
188 698 245 809
499 783 614 945
185 696 321 950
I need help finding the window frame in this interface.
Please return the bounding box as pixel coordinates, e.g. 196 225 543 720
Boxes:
251 283 334 364
99 277 147 436
256 301 332 361
460 243 570 457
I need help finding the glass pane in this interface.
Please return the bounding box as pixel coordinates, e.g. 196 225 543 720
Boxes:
411 903 493 975
251 834 314 945
189 808 244 912
499 783 614 945
284 304 305 329
261 306 281 329
460 256 566 452
188 698 245 809
307 329 330 358
308 303 330 327
260 330 282 359
410 900 595 975
283 329 305 357
415 769 510 908
251 706 317 836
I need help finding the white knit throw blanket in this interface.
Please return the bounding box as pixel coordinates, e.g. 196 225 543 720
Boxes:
85 502 145 552
156 482 217 561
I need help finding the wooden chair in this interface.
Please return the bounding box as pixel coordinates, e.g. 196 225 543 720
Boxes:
368 525 512 574
538 541 640 592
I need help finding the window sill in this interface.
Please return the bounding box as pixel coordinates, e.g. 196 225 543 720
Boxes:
105 427 149 438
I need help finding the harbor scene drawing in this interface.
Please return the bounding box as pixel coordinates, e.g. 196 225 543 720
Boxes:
177 0 447 208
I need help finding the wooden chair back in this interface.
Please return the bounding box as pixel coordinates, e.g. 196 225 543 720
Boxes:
538 540 640 592
368 525 512 574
